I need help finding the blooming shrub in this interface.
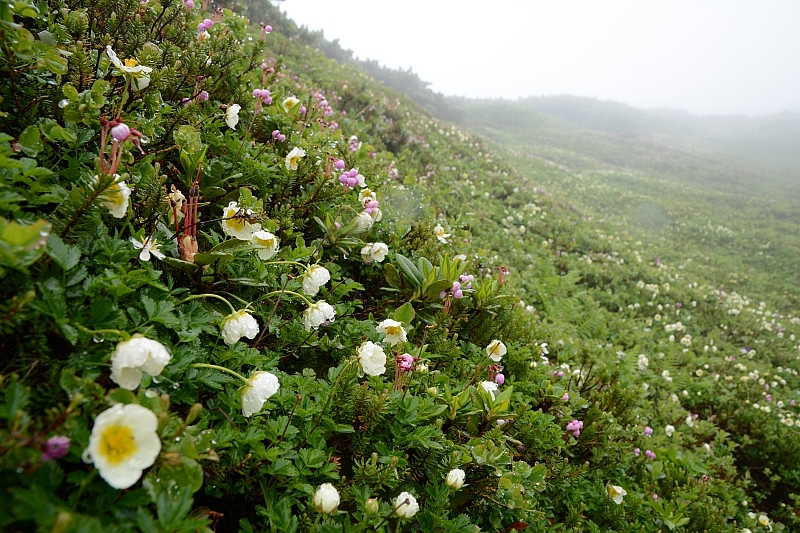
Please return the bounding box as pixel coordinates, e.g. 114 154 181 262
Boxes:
0 0 798 531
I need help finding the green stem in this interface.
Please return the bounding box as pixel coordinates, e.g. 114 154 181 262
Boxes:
190 363 248 384
179 293 237 315
252 289 313 307
262 260 308 269
74 323 130 341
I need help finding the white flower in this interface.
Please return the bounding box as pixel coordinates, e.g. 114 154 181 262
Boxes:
637 354 649 372
433 224 450 243
394 491 419 518
607 484 627 505
486 340 507 362
84 403 161 489
98 175 131 218
376 318 407 346
282 96 300 112
303 301 336 331
758 515 771 530
302 265 330 296
285 147 306 170
361 242 389 264
685 415 695 428
313 483 340 514
221 310 259 345
665 424 675 437
251 230 279 260
225 104 241 129
110 336 171 390
222 201 261 240
106 46 152 91
241 371 279 417
359 188 376 205
480 380 498 398
353 211 375 232
130 237 165 261
445 468 466 489
358 341 386 376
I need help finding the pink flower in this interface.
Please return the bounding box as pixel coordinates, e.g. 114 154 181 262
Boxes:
766 394 772 402
634 447 640 457
554 371 564 378
334 159 345 170
185 0 194 9
41 436 70 461
565 419 583 437
644 426 653 435
652 494 658 502
562 393 569 401
198 91 209 101
397 353 415 372
494 373 505 385
645 449 656 459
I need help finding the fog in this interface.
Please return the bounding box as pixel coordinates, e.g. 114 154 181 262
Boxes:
278 0 800 116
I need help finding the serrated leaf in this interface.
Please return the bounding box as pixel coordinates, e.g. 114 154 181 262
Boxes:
46 233 80 271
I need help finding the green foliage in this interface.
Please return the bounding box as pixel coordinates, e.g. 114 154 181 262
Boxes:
0 0 797 531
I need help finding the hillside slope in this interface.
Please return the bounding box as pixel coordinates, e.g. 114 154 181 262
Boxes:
0 1 798 533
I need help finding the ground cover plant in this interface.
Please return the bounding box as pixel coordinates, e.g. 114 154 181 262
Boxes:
1 0 799 532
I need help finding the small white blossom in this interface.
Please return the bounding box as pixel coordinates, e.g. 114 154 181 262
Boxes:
353 211 375 232
110 336 171 390
282 96 300 112
607 484 627 505
358 341 386 376
302 265 330 296
486 340 507 362
445 468 466 489
637 354 649 372
225 104 241 129
285 147 306 170
130 237 165 261
106 46 152 91
361 242 389 263
251 230 279 260
394 491 419 518
98 175 131 218
480 380 498 398
665 424 675 437
222 201 261 240
241 371 279 417
303 301 336 331
433 224 450 243
221 310 259 345
376 319 407 346
313 483 340 514
84 404 161 489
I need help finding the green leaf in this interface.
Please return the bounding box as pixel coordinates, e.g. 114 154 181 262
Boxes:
193 252 234 266
43 48 68 75
425 279 454 300
108 388 136 405
393 302 415 326
18 126 42 157
395 254 423 289
383 263 402 289
61 83 79 101
46 233 80 271
159 457 204 494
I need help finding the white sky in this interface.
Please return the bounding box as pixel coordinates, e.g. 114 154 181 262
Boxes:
277 1 800 116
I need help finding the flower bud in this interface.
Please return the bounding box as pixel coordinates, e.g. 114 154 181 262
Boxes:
445 468 465 490
365 498 380 514
313 483 340 514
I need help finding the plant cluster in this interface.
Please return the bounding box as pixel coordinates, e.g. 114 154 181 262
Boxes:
0 0 798 532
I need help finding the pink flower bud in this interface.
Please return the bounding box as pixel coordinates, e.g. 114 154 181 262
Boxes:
198 91 209 101
264 25 272 33
334 159 345 170
634 447 640 457
494 373 505 385
185 0 194 9
41 436 70 461
562 393 569 401
644 426 653 435
111 123 131 142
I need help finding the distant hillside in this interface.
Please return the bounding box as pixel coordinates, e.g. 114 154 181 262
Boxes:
450 95 800 182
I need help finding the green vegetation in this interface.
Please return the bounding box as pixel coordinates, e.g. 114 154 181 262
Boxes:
0 1 798 532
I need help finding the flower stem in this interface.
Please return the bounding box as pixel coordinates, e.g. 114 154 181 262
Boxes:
253 289 313 307
73 323 131 341
179 293 237 315
190 363 248 384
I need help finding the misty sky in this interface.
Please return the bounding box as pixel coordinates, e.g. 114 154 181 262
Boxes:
277 1 800 116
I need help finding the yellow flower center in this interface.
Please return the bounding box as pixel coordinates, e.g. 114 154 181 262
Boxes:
608 486 620 497
488 343 501 355
123 58 139 68
99 424 137 465
289 155 300 168
386 325 402 336
254 236 275 247
225 208 247 232
106 183 125 207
